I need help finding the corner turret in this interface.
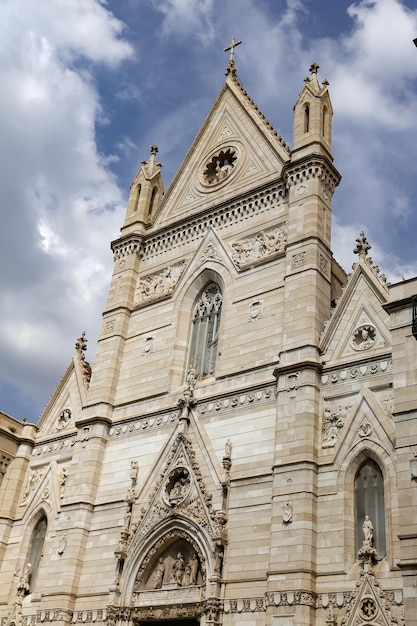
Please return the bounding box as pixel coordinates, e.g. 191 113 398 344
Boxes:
292 62 333 160
121 145 164 234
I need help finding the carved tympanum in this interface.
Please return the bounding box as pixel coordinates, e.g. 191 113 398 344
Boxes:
134 538 202 591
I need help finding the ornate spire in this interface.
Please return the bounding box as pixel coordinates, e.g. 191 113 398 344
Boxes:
224 36 242 76
141 144 162 179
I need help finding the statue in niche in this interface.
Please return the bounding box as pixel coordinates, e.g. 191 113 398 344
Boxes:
190 553 199 585
166 468 190 505
152 557 166 589
182 564 191 586
362 515 374 546
170 552 185 585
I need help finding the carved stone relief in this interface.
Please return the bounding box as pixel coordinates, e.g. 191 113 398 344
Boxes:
248 300 263 322
134 536 203 592
134 261 187 306
322 402 353 447
56 408 72 431
202 148 237 185
231 224 287 269
351 324 377 351
164 467 190 506
20 468 45 506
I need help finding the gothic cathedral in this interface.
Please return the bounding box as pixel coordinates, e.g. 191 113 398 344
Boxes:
1 51 417 626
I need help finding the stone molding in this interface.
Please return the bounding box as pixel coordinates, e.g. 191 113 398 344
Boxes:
285 157 341 194
109 412 179 438
112 236 143 261
197 386 274 415
321 359 392 387
141 182 287 261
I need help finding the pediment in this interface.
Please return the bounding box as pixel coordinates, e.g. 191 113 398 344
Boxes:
129 429 224 554
152 77 290 230
343 573 400 626
17 459 67 519
36 357 86 439
321 388 395 457
321 263 391 365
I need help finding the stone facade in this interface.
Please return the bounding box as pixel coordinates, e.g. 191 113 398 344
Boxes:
0 57 416 626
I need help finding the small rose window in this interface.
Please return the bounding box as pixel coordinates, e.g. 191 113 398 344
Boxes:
203 148 237 185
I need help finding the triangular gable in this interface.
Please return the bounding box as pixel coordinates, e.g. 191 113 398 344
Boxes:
129 428 224 556
16 459 66 520
343 573 397 626
152 76 290 230
321 389 395 457
320 261 390 365
36 357 86 439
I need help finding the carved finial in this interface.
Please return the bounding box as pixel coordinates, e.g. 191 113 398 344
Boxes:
150 144 159 156
75 331 92 387
309 61 319 75
75 331 87 356
353 231 371 259
224 36 242 76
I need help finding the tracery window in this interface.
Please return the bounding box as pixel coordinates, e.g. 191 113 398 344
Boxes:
355 459 386 557
188 283 222 378
26 516 47 591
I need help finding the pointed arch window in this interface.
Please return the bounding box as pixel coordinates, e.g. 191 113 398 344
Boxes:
355 459 386 557
148 186 158 217
188 283 222 378
304 103 310 133
26 515 47 592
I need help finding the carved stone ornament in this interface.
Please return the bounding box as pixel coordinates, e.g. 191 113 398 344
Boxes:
165 467 191 506
248 300 262 321
322 403 352 447
231 224 287 269
134 261 187 306
20 468 44 506
56 408 72 430
201 147 237 186
351 324 377 351
282 500 293 524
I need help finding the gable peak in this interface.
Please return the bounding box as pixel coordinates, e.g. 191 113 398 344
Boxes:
353 231 389 289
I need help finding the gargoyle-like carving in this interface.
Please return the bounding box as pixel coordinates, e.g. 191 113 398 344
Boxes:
231 225 287 269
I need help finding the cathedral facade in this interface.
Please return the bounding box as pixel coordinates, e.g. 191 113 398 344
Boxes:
1 53 417 626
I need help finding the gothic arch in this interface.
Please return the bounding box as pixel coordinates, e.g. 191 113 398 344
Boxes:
18 506 50 594
337 442 398 570
120 515 215 606
170 264 232 391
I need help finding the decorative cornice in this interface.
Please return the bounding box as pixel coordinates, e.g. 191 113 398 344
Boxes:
284 156 341 194
142 181 287 260
111 235 144 261
321 358 392 387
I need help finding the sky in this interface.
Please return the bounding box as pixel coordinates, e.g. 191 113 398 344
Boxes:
1 0 417 422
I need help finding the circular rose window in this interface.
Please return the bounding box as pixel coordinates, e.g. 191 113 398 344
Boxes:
202 148 237 185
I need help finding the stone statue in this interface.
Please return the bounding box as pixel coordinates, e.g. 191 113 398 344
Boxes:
170 552 185 584
362 515 374 545
182 564 191 586
18 563 31 595
152 557 165 589
190 553 199 585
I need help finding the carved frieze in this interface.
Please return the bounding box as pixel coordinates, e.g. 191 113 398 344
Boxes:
134 261 187 306
198 386 273 415
321 359 392 386
231 224 287 269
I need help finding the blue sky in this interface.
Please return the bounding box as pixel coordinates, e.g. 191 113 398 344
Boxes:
1 0 417 422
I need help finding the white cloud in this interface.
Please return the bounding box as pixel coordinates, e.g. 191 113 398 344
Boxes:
152 0 215 42
0 0 133 418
